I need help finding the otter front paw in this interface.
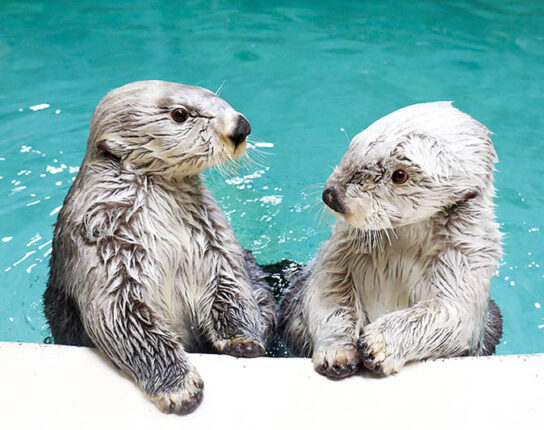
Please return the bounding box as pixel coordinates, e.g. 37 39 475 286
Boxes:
214 338 265 358
312 347 360 379
357 330 403 376
148 369 204 415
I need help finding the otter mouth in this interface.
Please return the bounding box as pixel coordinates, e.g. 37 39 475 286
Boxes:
231 139 247 159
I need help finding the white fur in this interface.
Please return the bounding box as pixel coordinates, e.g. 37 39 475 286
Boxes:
280 102 503 377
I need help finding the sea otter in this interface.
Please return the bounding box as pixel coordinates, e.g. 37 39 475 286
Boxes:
279 102 503 378
44 81 275 414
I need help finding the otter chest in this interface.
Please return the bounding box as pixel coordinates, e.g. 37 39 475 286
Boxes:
143 187 219 312
351 227 439 322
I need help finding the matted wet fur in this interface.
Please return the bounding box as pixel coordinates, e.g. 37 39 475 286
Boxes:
44 81 274 414
279 102 503 378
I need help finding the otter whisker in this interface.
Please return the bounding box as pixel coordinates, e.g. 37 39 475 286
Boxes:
322 209 335 227
312 205 323 223
302 182 326 190
383 228 393 247
215 80 226 96
317 206 327 227
207 166 220 184
305 189 328 214
339 127 351 144
246 144 273 161
304 189 324 198
243 150 268 170
314 205 335 228
313 206 327 226
247 138 274 150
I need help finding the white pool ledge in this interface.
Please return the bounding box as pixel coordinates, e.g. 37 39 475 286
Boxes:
1 342 542 429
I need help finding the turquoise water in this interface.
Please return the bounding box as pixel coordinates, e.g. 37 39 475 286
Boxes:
1 0 543 354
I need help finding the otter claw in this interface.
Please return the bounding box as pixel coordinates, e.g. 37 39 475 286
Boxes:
312 347 360 379
357 333 392 376
329 362 352 378
149 369 204 415
220 338 266 358
159 389 203 415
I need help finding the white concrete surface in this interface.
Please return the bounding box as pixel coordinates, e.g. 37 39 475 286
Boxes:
1 342 542 430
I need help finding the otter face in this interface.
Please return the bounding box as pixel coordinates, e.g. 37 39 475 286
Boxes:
87 80 251 178
322 102 497 231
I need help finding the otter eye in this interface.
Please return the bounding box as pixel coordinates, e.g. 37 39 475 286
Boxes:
171 108 189 123
392 169 409 184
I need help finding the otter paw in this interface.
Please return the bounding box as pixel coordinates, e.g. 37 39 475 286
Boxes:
312 347 360 379
215 338 266 358
357 331 402 376
148 369 204 415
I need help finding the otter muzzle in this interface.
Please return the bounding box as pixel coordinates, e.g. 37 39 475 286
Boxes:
322 187 345 214
228 115 251 148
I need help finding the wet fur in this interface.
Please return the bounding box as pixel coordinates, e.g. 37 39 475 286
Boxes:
279 102 503 378
44 81 274 414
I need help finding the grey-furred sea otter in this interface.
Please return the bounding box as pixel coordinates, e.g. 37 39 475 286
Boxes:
278 102 503 378
44 81 275 414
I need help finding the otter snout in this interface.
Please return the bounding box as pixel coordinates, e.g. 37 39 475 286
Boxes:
322 187 345 214
229 115 251 148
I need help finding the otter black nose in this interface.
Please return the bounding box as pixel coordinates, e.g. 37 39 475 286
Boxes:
322 187 345 214
229 115 251 148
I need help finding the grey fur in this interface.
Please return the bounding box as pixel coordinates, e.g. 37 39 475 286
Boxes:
44 81 275 414
279 102 503 378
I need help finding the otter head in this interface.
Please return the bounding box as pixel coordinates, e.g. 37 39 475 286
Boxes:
86 80 251 178
322 102 498 231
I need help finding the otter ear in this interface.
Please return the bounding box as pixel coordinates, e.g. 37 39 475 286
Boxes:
96 138 112 153
461 190 478 202
454 189 478 205
95 134 123 157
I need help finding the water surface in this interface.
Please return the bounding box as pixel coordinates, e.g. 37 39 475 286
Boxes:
1 0 543 354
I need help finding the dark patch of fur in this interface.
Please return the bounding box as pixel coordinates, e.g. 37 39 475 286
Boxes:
258 259 304 357
260 259 303 302
481 299 503 355
276 263 312 357
242 249 276 337
43 283 94 347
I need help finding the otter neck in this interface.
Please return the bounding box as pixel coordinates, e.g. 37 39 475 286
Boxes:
85 157 205 193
